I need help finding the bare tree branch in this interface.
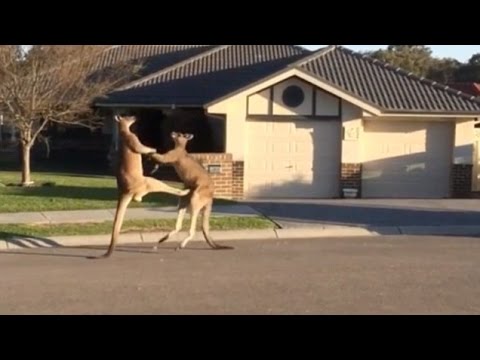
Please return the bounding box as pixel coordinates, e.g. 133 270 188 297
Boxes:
30 118 49 147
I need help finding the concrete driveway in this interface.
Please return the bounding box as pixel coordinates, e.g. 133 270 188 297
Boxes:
244 199 480 229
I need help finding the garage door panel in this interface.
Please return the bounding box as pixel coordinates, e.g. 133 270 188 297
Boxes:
365 157 449 173
271 142 291 154
246 119 341 198
362 120 453 198
294 142 314 154
364 168 445 182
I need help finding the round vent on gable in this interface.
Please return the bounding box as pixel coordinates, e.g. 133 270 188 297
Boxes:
282 85 305 108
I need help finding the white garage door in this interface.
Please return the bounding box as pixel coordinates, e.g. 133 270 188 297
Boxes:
362 120 454 198
245 119 341 198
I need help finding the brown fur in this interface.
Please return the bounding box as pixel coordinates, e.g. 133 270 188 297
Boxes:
149 132 233 251
93 116 190 259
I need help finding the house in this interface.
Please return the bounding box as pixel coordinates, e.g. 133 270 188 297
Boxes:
94 45 480 200
448 83 480 98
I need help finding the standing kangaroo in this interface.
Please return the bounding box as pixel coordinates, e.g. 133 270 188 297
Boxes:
149 132 233 251
93 116 190 259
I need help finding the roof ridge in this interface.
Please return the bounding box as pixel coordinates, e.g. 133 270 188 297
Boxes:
289 45 337 68
335 46 480 104
289 45 313 53
117 45 229 91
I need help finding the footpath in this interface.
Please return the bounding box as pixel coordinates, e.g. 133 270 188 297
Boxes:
1 203 480 250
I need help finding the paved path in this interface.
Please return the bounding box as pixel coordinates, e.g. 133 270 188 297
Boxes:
0 205 261 225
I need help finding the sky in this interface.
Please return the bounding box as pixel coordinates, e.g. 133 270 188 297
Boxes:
301 45 480 63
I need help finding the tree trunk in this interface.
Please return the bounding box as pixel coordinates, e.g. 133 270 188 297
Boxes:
21 143 33 186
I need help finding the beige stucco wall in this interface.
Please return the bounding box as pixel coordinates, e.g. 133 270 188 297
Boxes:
453 119 475 165
208 97 247 160
316 89 340 116
248 89 270 115
473 128 480 191
341 101 364 164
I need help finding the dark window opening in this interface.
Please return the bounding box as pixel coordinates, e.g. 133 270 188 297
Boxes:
282 85 305 108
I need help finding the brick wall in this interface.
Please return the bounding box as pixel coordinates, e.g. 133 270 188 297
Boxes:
451 164 473 198
340 163 362 197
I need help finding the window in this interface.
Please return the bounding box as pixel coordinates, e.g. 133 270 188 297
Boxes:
282 85 305 108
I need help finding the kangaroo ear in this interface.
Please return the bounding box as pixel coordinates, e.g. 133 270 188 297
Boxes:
185 133 194 141
171 132 179 139
114 115 121 123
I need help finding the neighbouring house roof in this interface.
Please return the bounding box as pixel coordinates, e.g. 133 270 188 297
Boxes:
94 45 480 114
94 45 216 77
447 83 480 97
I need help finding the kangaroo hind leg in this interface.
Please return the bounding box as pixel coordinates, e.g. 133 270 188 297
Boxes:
202 200 234 250
89 193 133 259
154 196 189 250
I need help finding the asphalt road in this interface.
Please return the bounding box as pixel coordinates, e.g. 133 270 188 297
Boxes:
1 236 479 315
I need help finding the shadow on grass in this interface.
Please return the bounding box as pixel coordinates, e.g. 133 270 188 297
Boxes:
0 158 112 177
2 185 186 205
6 186 117 201
2 184 236 208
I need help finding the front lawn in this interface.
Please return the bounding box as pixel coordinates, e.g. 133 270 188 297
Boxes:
0 171 235 213
0 217 275 238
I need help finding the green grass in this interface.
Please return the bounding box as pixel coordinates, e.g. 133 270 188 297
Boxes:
0 171 236 213
0 217 275 238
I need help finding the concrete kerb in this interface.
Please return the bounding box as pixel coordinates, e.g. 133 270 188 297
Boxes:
0 229 279 250
1 225 480 251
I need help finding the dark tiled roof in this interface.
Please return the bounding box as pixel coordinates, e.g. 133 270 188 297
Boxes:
298 46 480 113
96 45 480 113
100 45 310 105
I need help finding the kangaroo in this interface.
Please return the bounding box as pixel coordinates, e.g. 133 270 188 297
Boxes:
149 132 234 251
92 116 190 259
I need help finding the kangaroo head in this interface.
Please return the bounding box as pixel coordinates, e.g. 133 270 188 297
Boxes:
171 132 194 149
115 115 137 131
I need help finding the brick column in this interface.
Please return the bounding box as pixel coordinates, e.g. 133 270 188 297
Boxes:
451 164 473 198
232 161 244 200
191 153 234 199
340 163 362 198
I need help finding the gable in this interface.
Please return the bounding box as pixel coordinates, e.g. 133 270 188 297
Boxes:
247 76 340 117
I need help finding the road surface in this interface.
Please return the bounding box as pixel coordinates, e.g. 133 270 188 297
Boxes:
0 236 479 314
